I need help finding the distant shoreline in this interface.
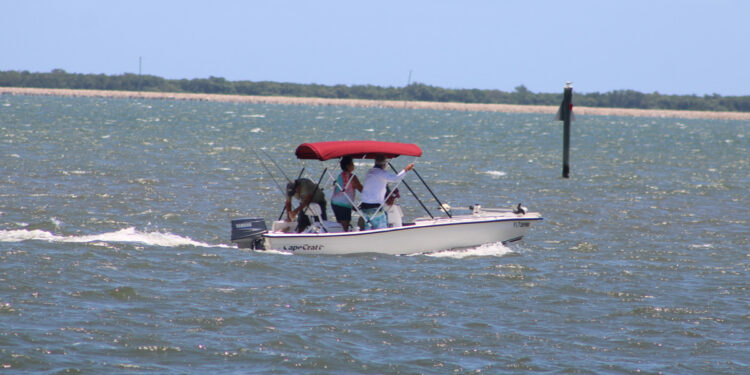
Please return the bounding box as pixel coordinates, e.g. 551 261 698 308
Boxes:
3 86 749 120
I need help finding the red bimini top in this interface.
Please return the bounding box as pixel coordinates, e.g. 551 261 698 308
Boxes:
295 140 422 161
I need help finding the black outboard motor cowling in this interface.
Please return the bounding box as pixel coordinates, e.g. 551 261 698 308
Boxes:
231 218 267 249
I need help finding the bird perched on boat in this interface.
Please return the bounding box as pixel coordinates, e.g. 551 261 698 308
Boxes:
513 203 527 215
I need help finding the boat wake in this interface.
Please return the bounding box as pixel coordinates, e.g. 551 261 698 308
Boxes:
0 227 231 248
421 241 515 259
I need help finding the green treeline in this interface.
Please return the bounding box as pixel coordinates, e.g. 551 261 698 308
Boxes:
2 69 749 112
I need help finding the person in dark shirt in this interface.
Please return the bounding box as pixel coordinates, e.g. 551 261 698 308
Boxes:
285 178 327 232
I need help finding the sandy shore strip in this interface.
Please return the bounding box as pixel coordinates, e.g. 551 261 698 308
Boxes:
3 86 749 120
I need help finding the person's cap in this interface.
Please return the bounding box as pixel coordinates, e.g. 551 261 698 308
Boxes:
286 181 296 197
375 154 387 166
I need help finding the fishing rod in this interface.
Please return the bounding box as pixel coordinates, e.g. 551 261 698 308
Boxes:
250 148 301 221
280 167 329 232
388 162 433 219
260 149 292 183
252 149 286 197
308 167 329 232
324 167 376 229
412 167 452 218
278 168 305 221
362 171 411 226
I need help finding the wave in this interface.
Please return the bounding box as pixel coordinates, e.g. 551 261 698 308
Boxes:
422 241 514 259
481 170 507 178
0 227 231 248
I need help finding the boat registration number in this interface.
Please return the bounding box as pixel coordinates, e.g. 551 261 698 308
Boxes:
514 222 530 228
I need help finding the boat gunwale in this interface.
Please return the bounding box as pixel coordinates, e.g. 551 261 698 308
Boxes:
263 214 542 239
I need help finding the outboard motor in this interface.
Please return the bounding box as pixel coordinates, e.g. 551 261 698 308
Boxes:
231 218 267 249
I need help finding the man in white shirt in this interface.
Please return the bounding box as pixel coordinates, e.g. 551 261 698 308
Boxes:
360 155 414 229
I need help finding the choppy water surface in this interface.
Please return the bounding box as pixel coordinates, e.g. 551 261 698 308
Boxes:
1 96 748 373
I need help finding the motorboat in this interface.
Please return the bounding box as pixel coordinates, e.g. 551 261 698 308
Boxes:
231 140 542 255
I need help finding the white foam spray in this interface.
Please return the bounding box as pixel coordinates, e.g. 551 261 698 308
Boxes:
481 170 507 178
423 241 514 259
0 227 231 248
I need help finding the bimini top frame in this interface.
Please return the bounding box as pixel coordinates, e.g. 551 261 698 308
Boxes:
293 140 448 223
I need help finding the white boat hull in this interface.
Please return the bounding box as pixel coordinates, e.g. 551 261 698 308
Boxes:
262 211 542 255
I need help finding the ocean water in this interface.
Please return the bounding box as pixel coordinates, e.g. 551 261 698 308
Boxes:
1 95 748 374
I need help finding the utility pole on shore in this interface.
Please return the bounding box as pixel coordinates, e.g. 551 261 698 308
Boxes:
555 82 574 178
137 56 143 92
403 70 412 108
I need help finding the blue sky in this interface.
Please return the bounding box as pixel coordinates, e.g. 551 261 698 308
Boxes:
2 0 749 95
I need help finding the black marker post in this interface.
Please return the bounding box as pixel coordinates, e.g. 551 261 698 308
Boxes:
555 82 574 178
